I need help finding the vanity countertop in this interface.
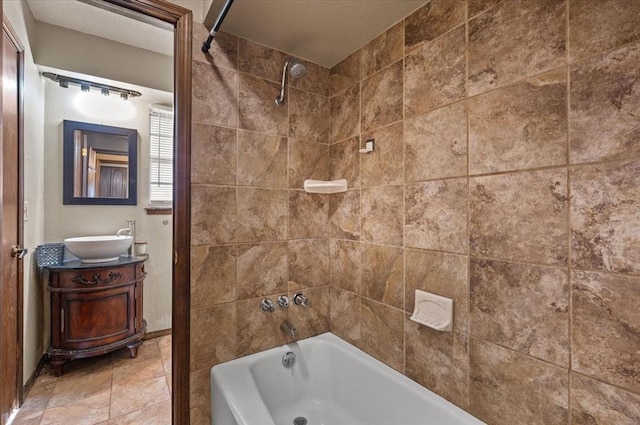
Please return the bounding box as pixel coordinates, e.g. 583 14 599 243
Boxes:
45 254 148 271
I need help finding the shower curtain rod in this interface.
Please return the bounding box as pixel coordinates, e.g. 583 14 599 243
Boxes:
201 0 235 53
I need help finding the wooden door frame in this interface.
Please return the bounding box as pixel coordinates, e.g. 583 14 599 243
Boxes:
98 1 192 423
1 9 25 417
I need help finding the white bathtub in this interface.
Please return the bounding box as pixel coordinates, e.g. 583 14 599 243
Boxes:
211 332 485 425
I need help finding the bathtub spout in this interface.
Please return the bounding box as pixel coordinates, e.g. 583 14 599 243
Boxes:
280 320 297 338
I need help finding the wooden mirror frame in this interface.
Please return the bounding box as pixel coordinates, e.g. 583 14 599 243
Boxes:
62 120 138 205
98 1 192 423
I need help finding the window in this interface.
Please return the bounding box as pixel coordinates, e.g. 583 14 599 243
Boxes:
149 105 173 205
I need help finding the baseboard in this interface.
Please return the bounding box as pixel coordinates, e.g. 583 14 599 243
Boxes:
144 328 172 340
22 353 48 401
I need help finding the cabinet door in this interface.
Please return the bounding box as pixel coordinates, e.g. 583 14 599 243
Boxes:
61 284 135 350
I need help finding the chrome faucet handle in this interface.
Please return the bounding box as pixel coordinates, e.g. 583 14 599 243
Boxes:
277 295 289 309
260 298 275 312
293 293 308 308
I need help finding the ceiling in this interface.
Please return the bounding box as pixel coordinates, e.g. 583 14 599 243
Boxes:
205 0 427 67
26 0 428 68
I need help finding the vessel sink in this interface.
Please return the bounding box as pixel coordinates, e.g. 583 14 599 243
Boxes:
64 235 133 263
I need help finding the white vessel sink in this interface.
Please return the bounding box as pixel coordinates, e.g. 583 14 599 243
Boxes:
64 235 133 263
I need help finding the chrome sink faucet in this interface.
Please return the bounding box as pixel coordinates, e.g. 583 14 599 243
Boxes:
280 320 297 338
116 219 136 256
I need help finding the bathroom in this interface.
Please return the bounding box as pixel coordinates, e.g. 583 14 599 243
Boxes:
3 0 640 424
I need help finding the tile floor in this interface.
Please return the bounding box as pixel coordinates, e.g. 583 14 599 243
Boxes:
11 335 172 425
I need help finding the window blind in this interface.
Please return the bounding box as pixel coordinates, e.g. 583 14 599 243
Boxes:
149 107 174 204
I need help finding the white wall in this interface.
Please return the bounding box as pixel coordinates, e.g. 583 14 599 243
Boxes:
4 0 47 385
43 80 173 334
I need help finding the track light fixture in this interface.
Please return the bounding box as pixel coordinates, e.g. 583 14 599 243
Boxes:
42 72 141 100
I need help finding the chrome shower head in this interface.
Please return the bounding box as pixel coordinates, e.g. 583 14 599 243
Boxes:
288 60 307 79
275 58 307 106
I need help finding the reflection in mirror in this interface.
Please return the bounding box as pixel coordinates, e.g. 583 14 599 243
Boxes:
63 120 137 205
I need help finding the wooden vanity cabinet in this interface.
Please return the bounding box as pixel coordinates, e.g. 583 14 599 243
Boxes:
46 257 147 376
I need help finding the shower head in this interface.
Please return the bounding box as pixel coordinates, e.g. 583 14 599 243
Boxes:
275 58 307 106
288 60 307 79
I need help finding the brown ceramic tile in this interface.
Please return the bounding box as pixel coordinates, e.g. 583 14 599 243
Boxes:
112 343 164 385
570 0 640 62
572 270 640 394
469 69 568 174
191 246 236 308
191 185 236 246
191 123 236 185
189 303 236 371
289 60 330 97
189 404 211 425
288 239 329 290
330 50 360 96
47 368 111 409
237 188 287 242
288 286 330 339
470 258 569 366
193 24 237 71
329 287 361 344
405 26 466 117
360 22 403 79
405 179 468 254
109 376 170 419
329 136 359 187
571 160 640 274
288 191 328 239
330 84 359 143
469 169 568 265
238 38 287 83
189 368 210 409
329 239 361 294
288 138 330 189
360 299 404 372
157 335 172 376
41 393 110 425
361 122 403 186
571 373 640 425
108 399 171 425
405 322 469 409
192 61 237 128
289 88 330 144
469 339 569 425
570 43 640 164
237 294 288 356
468 0 566 96
329 190 360 240
361 243 403 309
237 242 288 299
361 186 404 246
238 74 288 136
468 0 503 17
405 101 467 182
361 61 403 133
404 0 466 50
405 249 469 332
237 130 287 187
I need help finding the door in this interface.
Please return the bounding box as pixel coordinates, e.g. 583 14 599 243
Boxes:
0 17 24 425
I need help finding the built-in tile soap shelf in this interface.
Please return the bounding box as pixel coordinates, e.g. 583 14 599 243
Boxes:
410 290 454 332
303 179 348 194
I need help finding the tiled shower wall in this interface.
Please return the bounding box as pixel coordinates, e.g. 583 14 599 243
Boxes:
327 0 640 424
188 24 332 423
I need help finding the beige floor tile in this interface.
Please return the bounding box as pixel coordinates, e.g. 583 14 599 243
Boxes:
109 375 171 419
40 392 110 425
108 400 171 424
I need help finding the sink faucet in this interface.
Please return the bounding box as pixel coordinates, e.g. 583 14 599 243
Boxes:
116 219 136 256
280 320 297 338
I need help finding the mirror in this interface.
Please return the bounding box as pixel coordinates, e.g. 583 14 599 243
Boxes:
63 120 137 205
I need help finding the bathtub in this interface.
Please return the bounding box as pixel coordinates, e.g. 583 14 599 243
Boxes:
211 332 485 425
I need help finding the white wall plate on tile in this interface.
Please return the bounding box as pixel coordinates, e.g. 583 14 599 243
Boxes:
410 290 453 332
